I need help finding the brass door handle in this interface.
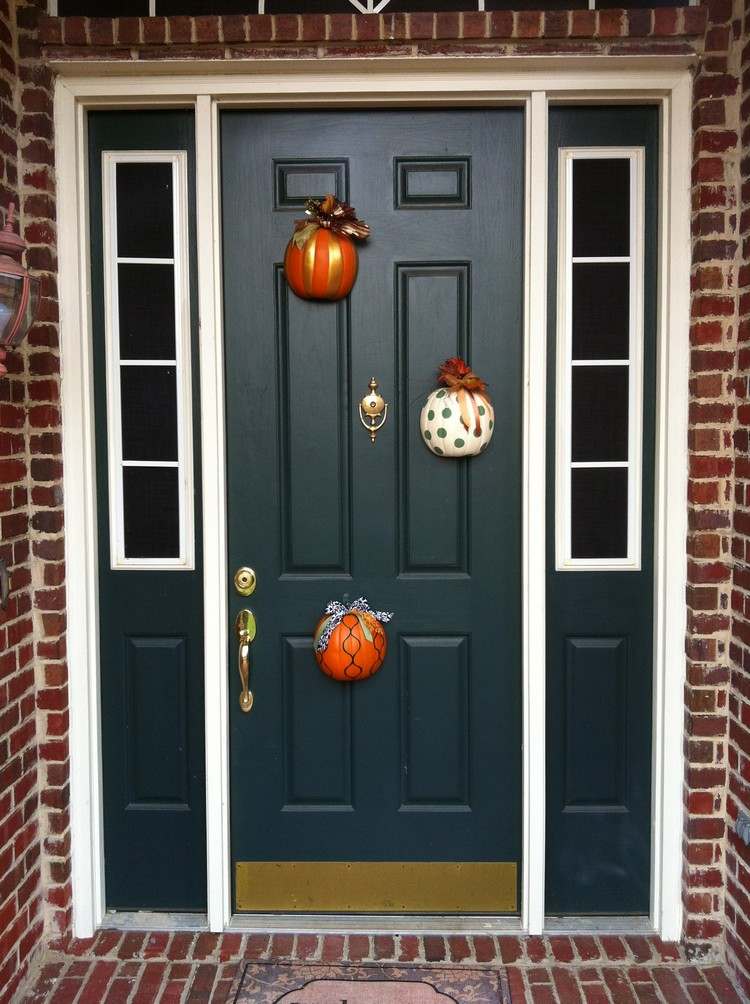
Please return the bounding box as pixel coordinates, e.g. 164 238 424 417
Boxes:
235 608 256 713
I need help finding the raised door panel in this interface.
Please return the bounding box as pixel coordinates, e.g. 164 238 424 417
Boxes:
276 270 351 575
397 265 470 575
400 636 470 810
282 637 353 810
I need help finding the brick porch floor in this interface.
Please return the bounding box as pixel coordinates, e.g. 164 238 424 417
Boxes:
19 931 744 1003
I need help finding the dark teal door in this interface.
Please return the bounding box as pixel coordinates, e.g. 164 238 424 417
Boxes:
546 106 659 914
88 111 206 910
221 109 524 913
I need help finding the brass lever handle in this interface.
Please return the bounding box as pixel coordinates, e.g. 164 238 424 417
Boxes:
235 608 256 713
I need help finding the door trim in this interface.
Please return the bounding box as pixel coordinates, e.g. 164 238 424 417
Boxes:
56 56 692 940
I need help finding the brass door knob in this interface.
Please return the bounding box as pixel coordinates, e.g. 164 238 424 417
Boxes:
235 608 256 713
234 566 257 596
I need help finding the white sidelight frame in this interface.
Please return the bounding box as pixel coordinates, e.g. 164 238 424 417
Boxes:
556 147 645 572
56 57 692 942
101 150 196 571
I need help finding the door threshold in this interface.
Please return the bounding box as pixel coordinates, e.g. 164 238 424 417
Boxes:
99 911 653 937
544 915 653 935
228 915 524 935
102 910 209 932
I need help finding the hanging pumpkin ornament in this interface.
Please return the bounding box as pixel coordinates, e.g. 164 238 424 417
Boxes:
420 357 495 458
314 597 393 682
284 194 370 302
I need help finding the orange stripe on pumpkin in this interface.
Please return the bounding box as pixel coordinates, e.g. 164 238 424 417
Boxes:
338 236 358 298
284 241 306 298
325 235 344 298
303 230 320 293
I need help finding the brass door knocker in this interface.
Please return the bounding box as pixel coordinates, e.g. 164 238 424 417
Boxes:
359 377 388 444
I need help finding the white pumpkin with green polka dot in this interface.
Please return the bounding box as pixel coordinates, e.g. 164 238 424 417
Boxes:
419 386 494 458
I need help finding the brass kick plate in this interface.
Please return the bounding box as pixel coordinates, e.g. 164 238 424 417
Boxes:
235 861 517 913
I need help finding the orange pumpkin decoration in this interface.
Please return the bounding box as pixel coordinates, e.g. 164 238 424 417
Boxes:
284 194 370 302
313 600 392 682
284 227 359 302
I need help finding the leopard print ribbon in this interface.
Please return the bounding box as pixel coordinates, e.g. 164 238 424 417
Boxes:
314 597 393 654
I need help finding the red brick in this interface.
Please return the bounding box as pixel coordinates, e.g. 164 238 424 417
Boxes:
423 936 446 962
516 11 542 38
270 933 294 959
347 934 370 962
296 934 319 960
321 935 345 962
447 935 470 962
191 932 218 960
374 935 395 960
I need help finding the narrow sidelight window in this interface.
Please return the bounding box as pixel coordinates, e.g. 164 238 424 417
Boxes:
556 149 644 570
102 152 194 569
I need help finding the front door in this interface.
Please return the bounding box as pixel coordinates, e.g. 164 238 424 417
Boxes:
221 109 524 914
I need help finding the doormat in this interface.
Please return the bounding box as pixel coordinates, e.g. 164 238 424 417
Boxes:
230 962 511 1003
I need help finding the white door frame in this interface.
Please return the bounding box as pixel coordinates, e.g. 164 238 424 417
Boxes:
55 55 692 941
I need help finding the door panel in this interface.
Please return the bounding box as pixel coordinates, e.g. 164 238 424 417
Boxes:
546 106 658 915
88 111 206 911
221 109 524 913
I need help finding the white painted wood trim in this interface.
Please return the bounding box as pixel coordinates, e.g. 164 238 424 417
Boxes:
555 147 645 572
195 95 232 933
51 57 695 94
57 79 105 938
650 75 691 942
56 60 692 940
101 151 195 571
522 90 547 937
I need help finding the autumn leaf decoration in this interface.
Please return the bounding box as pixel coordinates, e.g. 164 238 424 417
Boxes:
437 357 490 438
291 194 371 250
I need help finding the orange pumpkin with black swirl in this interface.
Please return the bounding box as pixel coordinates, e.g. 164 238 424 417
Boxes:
314 610 387 682
284 227 358 302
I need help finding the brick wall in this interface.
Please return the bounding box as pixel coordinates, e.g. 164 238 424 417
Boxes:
0 2 61 1002
725 0 750 994
38 6 708 59
0 2 745 999
683 0 743 960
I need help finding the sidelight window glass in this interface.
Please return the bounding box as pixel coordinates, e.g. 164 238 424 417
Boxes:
556 148 644 570
103 152 194 569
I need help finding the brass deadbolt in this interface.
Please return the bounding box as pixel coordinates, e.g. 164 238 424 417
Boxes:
234 566 257 597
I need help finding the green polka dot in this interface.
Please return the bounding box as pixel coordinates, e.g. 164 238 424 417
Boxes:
489 419 494 429
433 446 444 455
478 405 486 416
454 438 465 448
424 430 431 440
436 389 446 398
437 428 447 439
427 410 435 421
442 408 452 419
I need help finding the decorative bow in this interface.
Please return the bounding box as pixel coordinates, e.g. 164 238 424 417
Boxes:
291 194 371 250
437 357 490 437
314 597 393 654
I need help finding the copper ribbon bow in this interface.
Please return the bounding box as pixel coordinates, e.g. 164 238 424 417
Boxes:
292 194 371 250
314 597 393 654
437 357 490 437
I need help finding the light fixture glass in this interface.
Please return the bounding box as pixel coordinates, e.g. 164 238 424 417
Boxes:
0 203 41 349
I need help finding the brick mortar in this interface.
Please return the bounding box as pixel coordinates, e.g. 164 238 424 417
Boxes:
2 1 750 998
37 7 707 62
0 3 62 1004
16 930 747 1003
723 0 750 993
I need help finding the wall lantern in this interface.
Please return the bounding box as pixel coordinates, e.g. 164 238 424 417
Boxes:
0 203 40 349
